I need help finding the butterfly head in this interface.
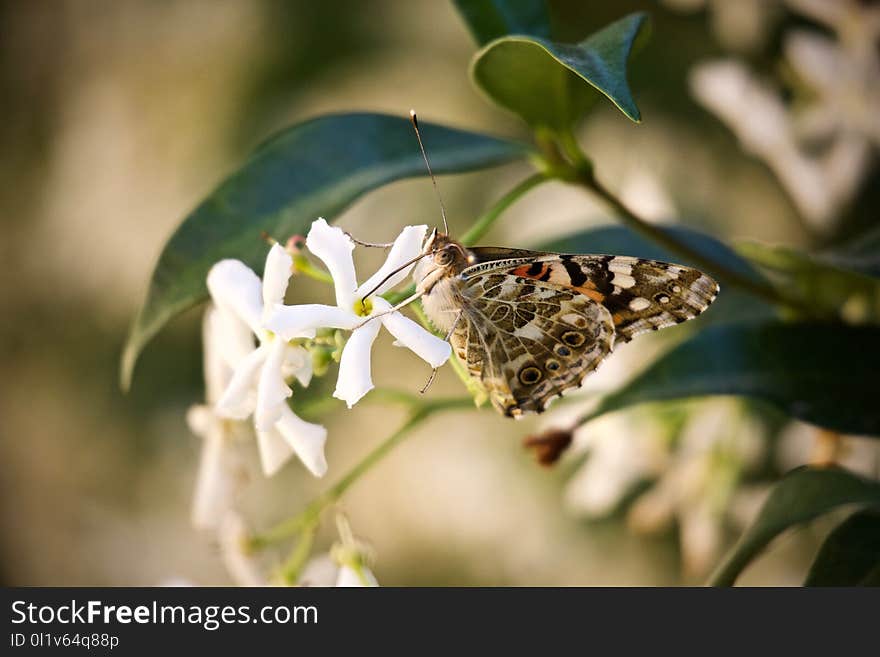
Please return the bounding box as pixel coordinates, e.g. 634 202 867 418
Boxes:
413 228 472 294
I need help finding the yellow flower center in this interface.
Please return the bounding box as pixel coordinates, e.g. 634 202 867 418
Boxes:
353 297 373 317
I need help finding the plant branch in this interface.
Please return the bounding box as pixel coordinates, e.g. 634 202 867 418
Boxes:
578 170 816 314
248 397 473 549
460 173 547 246
383 173 547 305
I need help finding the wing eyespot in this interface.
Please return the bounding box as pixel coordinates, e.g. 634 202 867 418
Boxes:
561 331 586 347
554 344 572 357
519 366 543 385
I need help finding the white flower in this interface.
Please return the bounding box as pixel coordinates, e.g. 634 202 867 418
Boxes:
564 412 669 517
297 554 379 587
626 399 765 576
218 512 269 587
207 244 327 477
776 420 880 476
266 218 451 408
561 399 765 577
335 563 379 587
187 305 247 530
689 0 880 230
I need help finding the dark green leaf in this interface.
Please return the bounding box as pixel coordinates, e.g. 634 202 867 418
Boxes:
543 224 774 323
453 0 551 45
805 509 880 586
708 467 880 586
738 241 880 323
122 113 529 389
819 224 880 279
470 12 649 128
586 322 880 437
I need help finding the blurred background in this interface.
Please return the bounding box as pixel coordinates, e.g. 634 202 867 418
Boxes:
1 0 877 585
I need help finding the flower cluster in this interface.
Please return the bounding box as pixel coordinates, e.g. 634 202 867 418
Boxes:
187 218 451 526
547 399 765 577
688 0 880 229
183 217 451 586
191 219 451 484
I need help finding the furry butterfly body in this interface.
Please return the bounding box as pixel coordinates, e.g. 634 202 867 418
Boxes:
413 231 719 417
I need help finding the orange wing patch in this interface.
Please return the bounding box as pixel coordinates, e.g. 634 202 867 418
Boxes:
510 262 606 303
511 263 550 279
573 282 605 304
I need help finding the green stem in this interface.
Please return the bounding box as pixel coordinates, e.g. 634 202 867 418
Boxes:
460 173 548 246
249 397 473 549
278 521 317 585
293 254 334 285
384 174 548 306
578 169 815 314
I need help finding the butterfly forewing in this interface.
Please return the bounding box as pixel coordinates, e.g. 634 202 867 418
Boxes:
448 248 718 416
466 249 719 343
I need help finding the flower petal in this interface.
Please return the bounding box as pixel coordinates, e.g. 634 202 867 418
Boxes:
275 405 328 477
207 260 264 335
216 346 267 420
381 311 451 368
203 306 252 402
333 317 382 408
218 512 267 586
255 339 292 431
261 243 293 317
306 218 357 309
284 345 313 388
255 427 295 477
186 404 214 438
191 420 238 531
266 304 356 340
356 224 428 298
335 564 379 587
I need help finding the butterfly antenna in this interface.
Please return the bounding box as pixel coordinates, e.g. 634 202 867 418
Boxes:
410 109 449 234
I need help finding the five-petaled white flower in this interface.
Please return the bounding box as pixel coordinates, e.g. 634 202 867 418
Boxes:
187 305 247 530
266 218 451 408
207 244 327 478
297 554 380 587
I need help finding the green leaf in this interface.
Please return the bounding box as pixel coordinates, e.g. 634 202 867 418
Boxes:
470 12 649 129
708 467 880 586
586 321 880 437
453 0 551 45
821 224 880 279
738 241 880 323
804 509 880 586
121 113 529 389
543 224 775 323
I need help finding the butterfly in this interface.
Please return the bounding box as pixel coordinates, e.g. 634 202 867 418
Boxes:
411 232 718 417
401 111 718 417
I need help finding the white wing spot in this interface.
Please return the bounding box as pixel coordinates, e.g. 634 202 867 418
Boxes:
560 312 587 326
629 297 651 311
612 273 636 288
512 323 546 341
608 259 633 276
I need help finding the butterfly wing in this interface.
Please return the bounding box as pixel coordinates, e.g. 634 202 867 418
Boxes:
453 249 718 416
467 249 719 343
453 269 615 416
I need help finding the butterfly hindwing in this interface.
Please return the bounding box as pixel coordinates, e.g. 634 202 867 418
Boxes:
453 270 615 416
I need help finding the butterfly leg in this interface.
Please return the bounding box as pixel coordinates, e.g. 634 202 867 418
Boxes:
419 310 462 394
343 231 394 249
